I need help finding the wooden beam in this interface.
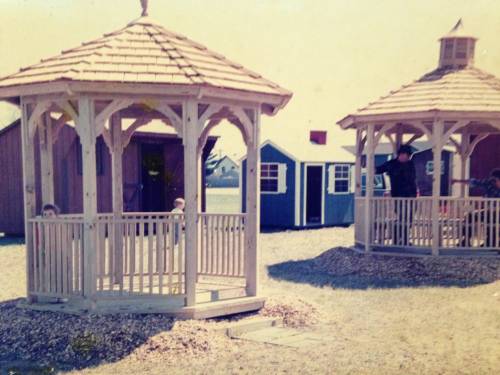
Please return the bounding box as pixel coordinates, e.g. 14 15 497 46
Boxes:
21 99 37 302
28 101 51 139
431 120 444 256
374 122 396 146
245 107 261 296
354 128 363 198
183 99 199 307
95 99 133 136
122 117 152 148
56 100 78 122
199 103 224 126
110 113 124 285
155 103 183 135
364 125 375 253
39 112 55 205
77 96 98 301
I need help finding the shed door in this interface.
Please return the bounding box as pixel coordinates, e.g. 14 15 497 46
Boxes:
141 143 166 212
306 166 322 224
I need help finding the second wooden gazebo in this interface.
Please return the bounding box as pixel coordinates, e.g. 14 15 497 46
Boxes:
338 20 500 256
0 3 291 316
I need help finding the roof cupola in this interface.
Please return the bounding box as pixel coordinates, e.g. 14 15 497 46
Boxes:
439 19 477 69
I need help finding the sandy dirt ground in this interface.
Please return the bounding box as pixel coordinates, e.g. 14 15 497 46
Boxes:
1 228 499 375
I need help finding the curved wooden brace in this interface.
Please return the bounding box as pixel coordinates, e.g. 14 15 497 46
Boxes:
197 118 224 155
465 134 490 158
155 103 183 135
55 100 78 122
199 104 224 126
95 99 134 136
405 121 433 142
442 120 469 145
28 101 52 139
122 117 154 148
374 123 396 147
228 106 253 144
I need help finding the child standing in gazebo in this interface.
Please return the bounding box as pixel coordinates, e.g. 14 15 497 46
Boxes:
171 198 185 245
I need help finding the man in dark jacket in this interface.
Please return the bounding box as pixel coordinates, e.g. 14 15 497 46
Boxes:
376 145 417 246
376 145 417 198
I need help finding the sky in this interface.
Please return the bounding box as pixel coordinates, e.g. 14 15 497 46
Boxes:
1 0 500 159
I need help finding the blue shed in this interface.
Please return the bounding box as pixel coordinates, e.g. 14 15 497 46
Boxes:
241 138 355 229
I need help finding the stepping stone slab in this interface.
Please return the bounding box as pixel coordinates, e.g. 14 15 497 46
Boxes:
233 326 331 348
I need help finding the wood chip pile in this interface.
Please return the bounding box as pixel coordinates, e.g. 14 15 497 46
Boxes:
260 297 320 328
313 248 500 284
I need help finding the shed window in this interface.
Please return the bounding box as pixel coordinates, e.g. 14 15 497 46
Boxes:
261 163 287 193
76 137 105 176
328 164 351 194
455 39 467 58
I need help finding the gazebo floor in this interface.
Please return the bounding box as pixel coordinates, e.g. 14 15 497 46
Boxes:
19 277 265 318
354 243 500 257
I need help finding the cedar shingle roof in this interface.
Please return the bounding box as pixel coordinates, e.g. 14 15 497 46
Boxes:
0 17 291 98
352 66 500 117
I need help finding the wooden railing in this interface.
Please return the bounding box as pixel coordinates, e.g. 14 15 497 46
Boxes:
356 197 500 250
198 213 246 278
28 212 248 300
95 214 185 296
29 218 84 298
438 197 499 249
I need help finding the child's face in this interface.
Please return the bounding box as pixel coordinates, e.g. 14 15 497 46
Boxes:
43 209 57 218
176 202 185 210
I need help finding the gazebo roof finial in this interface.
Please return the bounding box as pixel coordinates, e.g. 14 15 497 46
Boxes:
141 0 149 17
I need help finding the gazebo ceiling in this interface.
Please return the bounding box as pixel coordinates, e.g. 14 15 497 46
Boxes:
0 15 291 113
338 20 500 129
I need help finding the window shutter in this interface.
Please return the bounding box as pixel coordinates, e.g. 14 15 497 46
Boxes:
350 165 355 193
327 165 334 194
277 163 287 193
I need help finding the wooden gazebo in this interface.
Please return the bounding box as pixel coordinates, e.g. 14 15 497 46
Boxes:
0 3 291 316
338 20 500 256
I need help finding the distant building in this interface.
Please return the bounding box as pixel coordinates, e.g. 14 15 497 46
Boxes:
206 155 239 188
241 131 355 229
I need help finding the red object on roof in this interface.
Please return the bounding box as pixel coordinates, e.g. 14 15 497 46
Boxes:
310 131 327 145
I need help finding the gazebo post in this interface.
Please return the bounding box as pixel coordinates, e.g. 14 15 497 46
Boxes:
431 120 444 255
460 133 471 198
21 99 37 302
77 96 98 301
110 113 124 284
364 125 375 252
39 112 55 205
245 108 261 296
183 99 199 307
354 129 363 198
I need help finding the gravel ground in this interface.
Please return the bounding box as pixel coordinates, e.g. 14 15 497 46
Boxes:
0 227 499 374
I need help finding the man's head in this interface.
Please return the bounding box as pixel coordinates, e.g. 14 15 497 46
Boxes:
174 198 185 210
397 145 413 162
491 169 500 189
42 204 59 218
